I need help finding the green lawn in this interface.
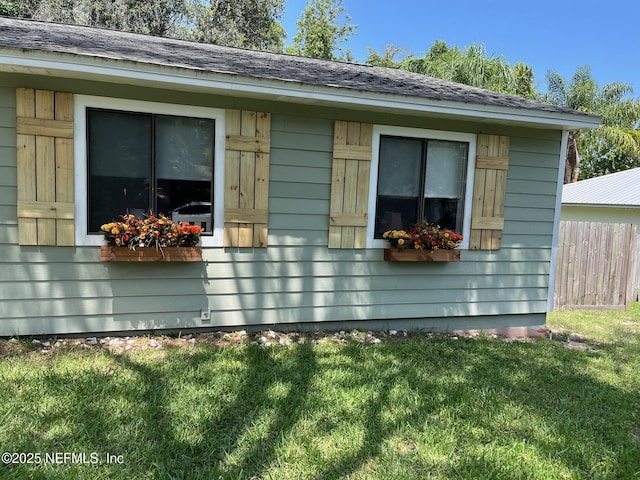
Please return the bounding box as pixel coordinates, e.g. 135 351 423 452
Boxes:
1 307 639 479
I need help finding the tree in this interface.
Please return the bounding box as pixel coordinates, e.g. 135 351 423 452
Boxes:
3 0 286 50
368 40 536 99
577 137 640 179
400 41 535 98
365 44 406 68
290 0 355 60
83 0 187 36
0 0 31 16
513 62 536 99
9 0 187 36
181 0 286 51
0 0 48 17
541 66 640 182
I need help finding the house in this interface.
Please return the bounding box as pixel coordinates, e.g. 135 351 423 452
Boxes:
562 167 640 225
0 17 600 337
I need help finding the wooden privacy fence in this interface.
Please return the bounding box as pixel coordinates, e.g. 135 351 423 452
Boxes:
554 221 639 310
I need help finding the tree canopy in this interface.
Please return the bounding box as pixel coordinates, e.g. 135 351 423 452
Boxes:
179 0 285 51
1 0 286 50
541 66 640 182
289 0 355 60
367 41 537 100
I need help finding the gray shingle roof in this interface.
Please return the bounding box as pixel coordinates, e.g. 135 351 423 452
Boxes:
563 167 640 207
0 17 598 121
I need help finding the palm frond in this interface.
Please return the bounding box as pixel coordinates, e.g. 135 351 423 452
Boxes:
544 70 567 106
598 82 634 104
594 125 640 158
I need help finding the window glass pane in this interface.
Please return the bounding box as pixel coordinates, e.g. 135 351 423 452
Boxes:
423 198 460 231
87 109 151 232
423 140 467 231
155 116 215 234
374 136 422 237
424 141 467 198
377 136 422 196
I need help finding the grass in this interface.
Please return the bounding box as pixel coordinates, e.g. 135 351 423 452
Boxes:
549 302 640 343
0 308 639 479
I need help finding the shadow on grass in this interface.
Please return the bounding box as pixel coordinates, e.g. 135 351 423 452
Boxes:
109 344 318 479
0 344 316 479
304 338 640 479
1 334 639 479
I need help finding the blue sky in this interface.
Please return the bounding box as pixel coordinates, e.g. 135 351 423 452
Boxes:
282 0 639 94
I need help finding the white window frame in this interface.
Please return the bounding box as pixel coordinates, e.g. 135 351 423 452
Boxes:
74 95 226 247
366 125 476 249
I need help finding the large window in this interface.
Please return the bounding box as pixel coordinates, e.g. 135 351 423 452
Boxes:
87 109 215 233
368 126 476 248
75 96 226 246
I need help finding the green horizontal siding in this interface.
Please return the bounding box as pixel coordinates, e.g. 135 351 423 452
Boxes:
0 257 551 282
0 243 552 263
0 83 16 264
0 274 550 301
0 127 15 148
0 313 546 338
0 185 16 206
0 147 16 167
0 82 563 336
269 182 329 200
3 291 549 321
0 166 16 187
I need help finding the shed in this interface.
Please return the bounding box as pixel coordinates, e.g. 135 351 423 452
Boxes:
556 168 640 308
561 167 640 225
0 17 600 337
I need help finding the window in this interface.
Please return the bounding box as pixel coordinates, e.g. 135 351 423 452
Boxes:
367 126 476 248
74 96 226 246
87 109 214 233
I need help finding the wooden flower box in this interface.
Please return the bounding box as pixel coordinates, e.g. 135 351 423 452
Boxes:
100 245 203 262
383 248 461 262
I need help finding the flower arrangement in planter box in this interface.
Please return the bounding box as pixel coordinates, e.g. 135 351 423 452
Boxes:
382 221 462 262
99 213 203 262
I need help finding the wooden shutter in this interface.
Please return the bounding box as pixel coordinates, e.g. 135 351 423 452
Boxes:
224 110 270 247
16 88 74 246
470 134 509 250
329 121 373 248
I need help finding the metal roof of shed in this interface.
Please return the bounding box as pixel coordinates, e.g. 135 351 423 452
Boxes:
562 167 640 207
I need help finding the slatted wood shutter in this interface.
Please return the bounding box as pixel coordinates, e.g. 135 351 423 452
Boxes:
329 121 373 248
16 88 74 246
224 110 270 247
470 134 509 250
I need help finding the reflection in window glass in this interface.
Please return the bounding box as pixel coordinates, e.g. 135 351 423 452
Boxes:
424 141 467 231
155 116 214 232
87 109 151 233
374 137 422 236
374 135 468 237
86 109 215 234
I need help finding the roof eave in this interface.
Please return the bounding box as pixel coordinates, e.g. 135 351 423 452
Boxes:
0 48 601 131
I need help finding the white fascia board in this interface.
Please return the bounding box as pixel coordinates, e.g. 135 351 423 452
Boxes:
0 48 601 130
